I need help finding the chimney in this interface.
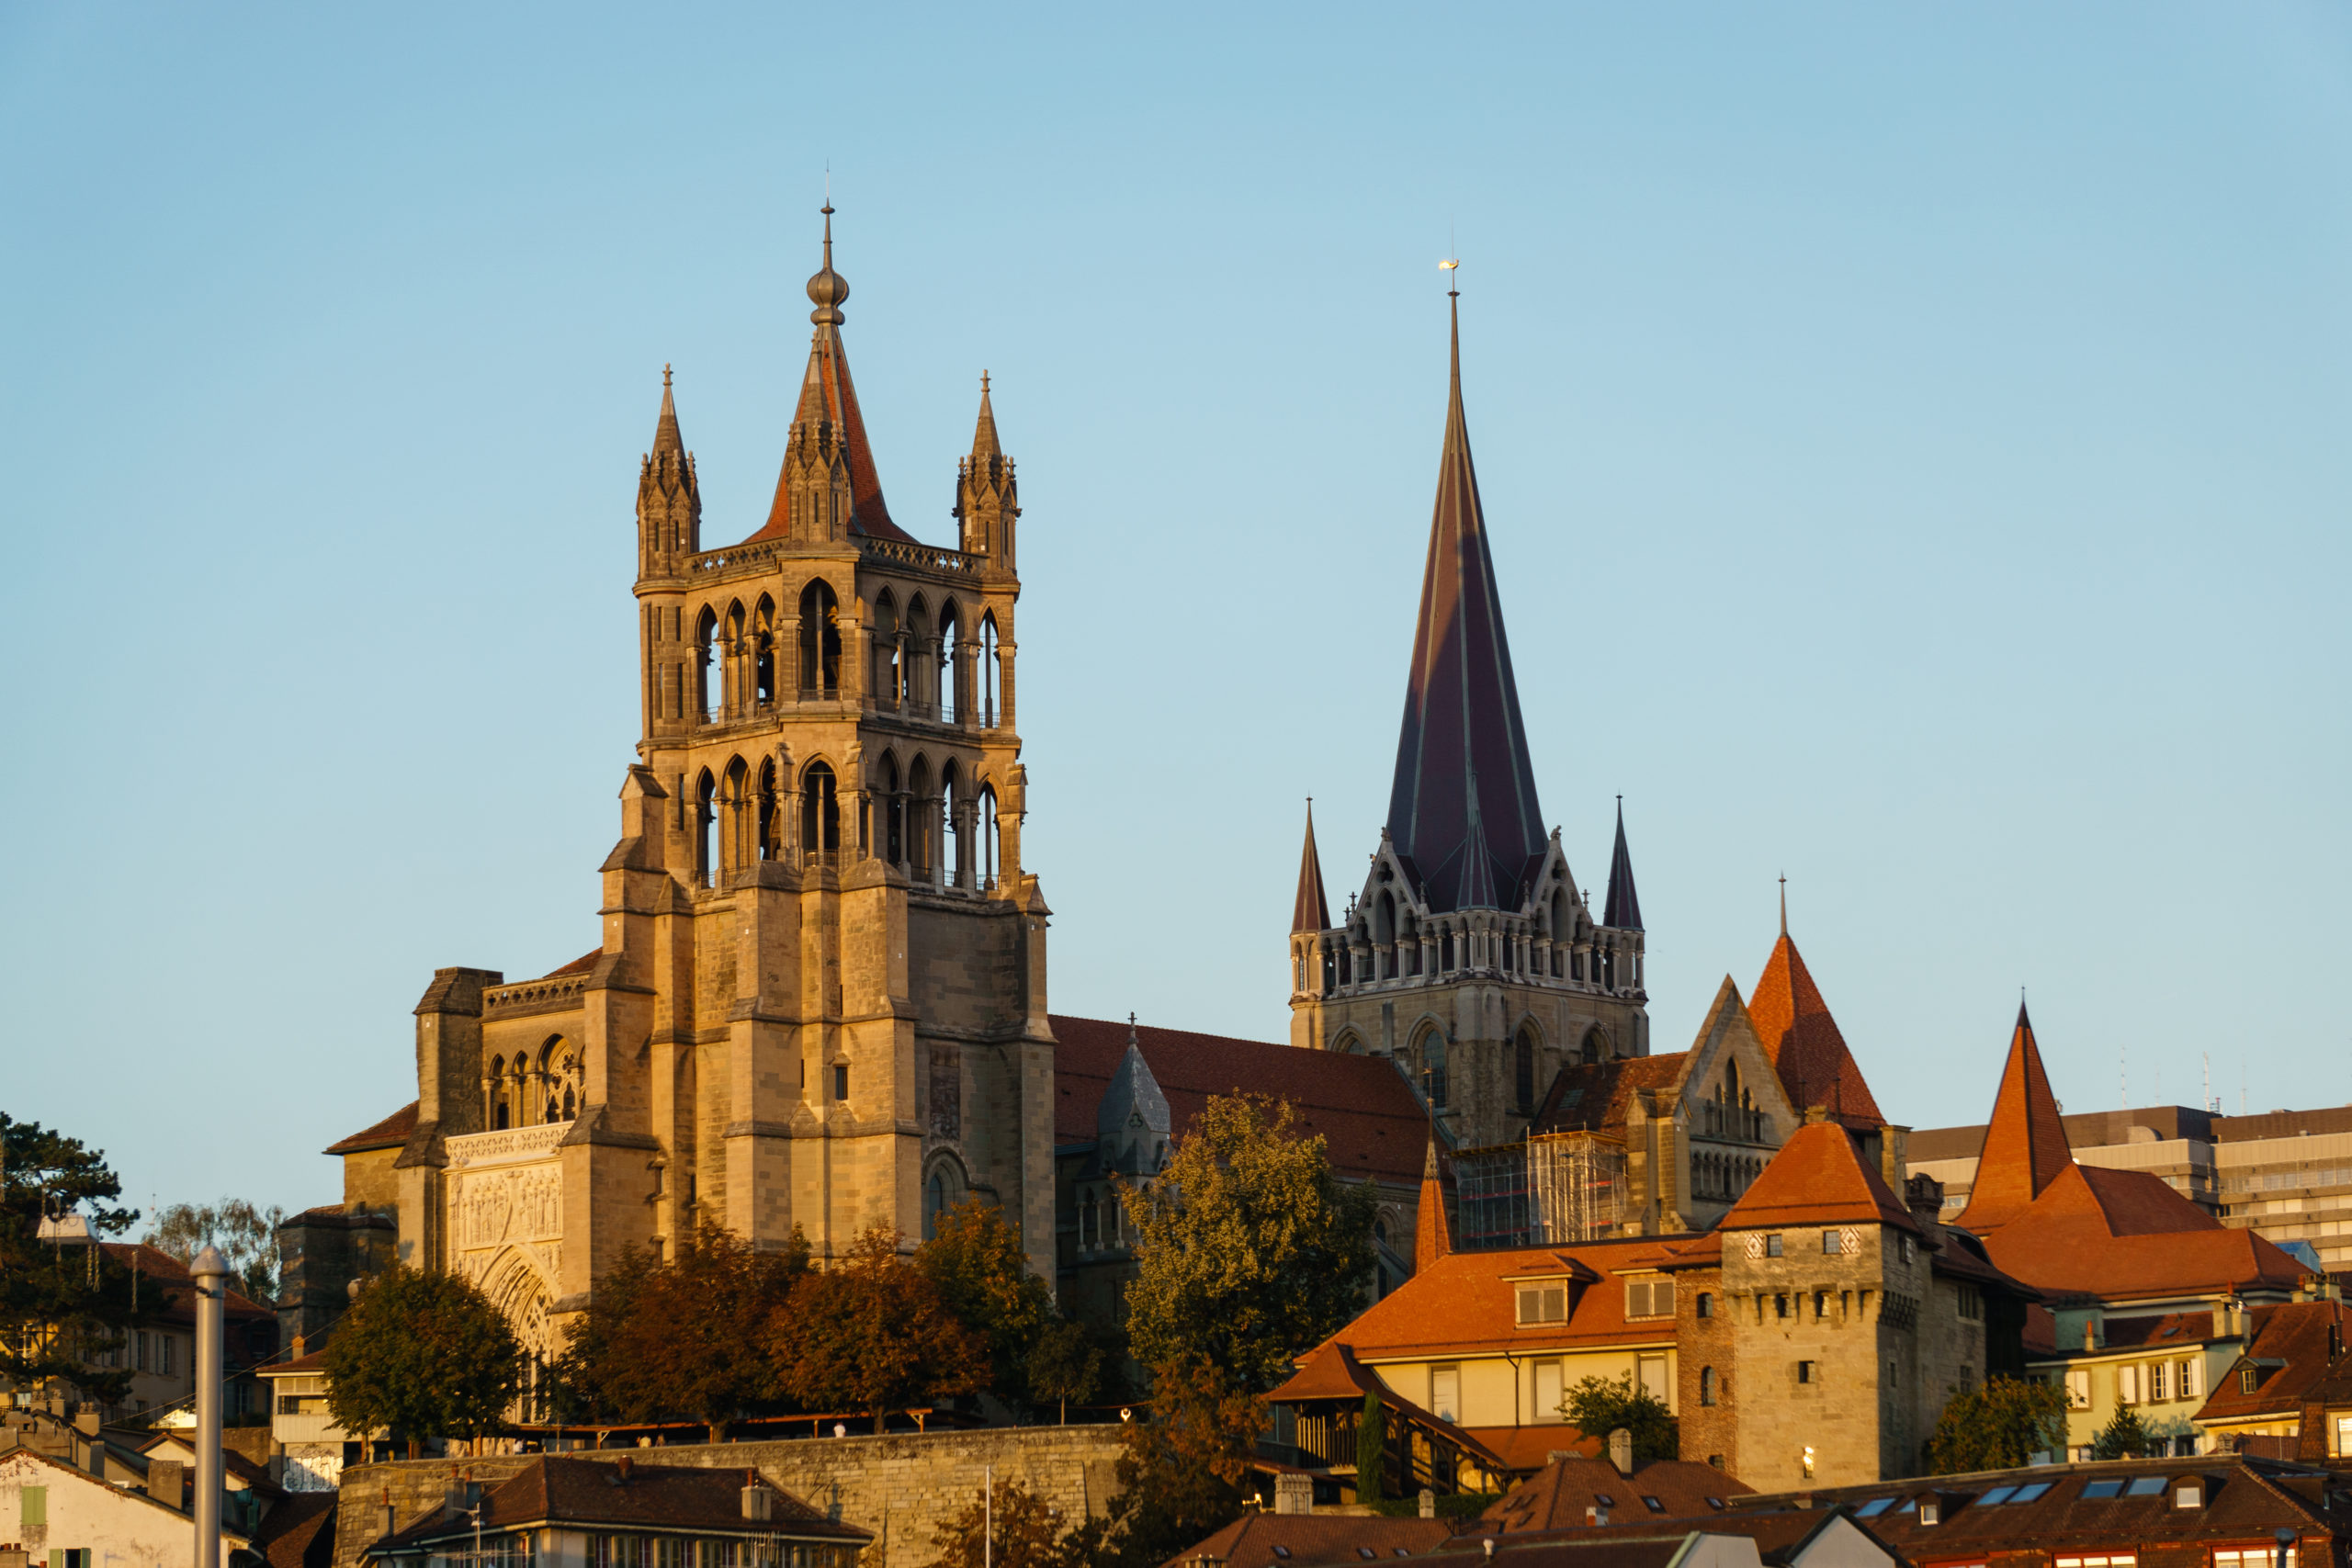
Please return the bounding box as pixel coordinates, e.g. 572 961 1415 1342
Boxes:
291 1335 307 1360
1418 1488 1435 1519
1608 1428 1634 1475
378 1488 395 1541
2083 1318 2099 1353
612 1456 634 1485
1904 1174 1943 1229
1586 1506 1609 1526
1274 1475 1313 1516
73 1408 101 1438
742 1469 774 1521
149 1458 187 1509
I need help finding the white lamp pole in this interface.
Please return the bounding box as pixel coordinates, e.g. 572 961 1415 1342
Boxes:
190 1246 229 1568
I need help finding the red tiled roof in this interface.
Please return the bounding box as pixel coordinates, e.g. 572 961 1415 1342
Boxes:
1481 1456 1754 1533
541 949 600 978
1461 1426 1600 1472
2192 1300 2349 1423
1160 1512 1457 1568
383 1459 868 1549
101 1244 274 1321
1532 1054 1687 1135
1955 1004 2075 1235
1717 1122 1919 1235
324 1100 417 1156
1747 934 1882 1128
1977 1163 2305 1302
2099 1309 2219 1349
1050 1015 1430 1185
742 310 915 547
251 1491 337 1568
1293 1235 1694 1363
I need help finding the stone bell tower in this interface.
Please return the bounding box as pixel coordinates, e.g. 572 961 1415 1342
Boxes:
1287 289 1649 1151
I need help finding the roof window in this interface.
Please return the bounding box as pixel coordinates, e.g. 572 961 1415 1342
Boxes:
1853 1499 1894 1519
1978 1486 2018 1506
1705 1499 1724 1511
2080 1481 2125 1499
2008 1483 2052 1504
1360 1551 1377 1560
2124 1477 2168 1498
1593 1494 1614 1507
1274 1550 1292 1561
1395 1551 1412 1559
1642 1497 1665 1513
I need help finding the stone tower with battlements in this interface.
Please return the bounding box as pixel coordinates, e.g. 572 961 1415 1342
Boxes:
384 209 1056 1377
1287 292 1649 1153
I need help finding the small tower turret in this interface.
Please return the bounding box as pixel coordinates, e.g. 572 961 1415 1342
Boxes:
637 365 700 579
955 372 1019 570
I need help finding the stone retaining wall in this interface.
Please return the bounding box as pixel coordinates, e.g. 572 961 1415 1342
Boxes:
333 1427 1127 1568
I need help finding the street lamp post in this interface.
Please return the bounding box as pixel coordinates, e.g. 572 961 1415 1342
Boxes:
191 1246 229 1568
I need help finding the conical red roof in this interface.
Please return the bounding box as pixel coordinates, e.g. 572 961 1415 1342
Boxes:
1955 1003 2075 1235
1293 803 1330 934
1719 1121 1918 1235
1748 933 1883 1128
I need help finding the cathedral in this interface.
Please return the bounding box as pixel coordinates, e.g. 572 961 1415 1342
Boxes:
290 216 1886 1378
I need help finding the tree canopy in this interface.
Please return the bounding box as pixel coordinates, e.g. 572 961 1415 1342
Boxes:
919 1200 1055 1409
2089 1404 2153 1461
1926 1376 2069 1473
766 1226 989 1432
560 1222 808 1440
1100 1353 1266 1568
1118 1094 1378 1393
0 1113 141 1405
143 1198 288 1303
927 1476 1088 1568
1561 1371 1678 1464
323 1265 521 1455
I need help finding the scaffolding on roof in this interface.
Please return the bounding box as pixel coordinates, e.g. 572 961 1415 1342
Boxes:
1453 1131 1627 1250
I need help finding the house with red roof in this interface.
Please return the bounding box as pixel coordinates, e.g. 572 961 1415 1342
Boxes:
1951 1006 2318 1459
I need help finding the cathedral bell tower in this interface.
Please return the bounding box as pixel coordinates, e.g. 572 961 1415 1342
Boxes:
569 204 1056 1297
1288 288 1648 1151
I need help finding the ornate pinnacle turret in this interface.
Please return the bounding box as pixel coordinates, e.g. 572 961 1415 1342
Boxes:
638 364 699 573
955 371 1018 566
1603 797 1643 931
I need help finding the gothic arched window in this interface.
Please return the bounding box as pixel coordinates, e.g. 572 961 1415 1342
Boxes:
1421 1032 1449 1110
1514 1026 1537 1114
801 761 840 863
797 579 842 695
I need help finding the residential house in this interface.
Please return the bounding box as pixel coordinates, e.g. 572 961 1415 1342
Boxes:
360 1457 871 1566
2189 1301 2352 1461
0 1444 254 1567
1951 1007 2315 1459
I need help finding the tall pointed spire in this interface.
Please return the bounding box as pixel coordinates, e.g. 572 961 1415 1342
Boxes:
1292 801 1330 934
1384 288 1545 912
972 370 1001 457
1750 925 1883 1129
747 203 913 546
1414 1136 1453 1273
1603 797 1643 931
1956 1001 2075 1235
653 363 684 458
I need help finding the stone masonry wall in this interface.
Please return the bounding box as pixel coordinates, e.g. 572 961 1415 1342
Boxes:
333 1427 1126 1568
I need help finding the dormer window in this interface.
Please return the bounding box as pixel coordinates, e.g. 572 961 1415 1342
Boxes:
1518 1283 1568 1325
1625 1280 1675 1320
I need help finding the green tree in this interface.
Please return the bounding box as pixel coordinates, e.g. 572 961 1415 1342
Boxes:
0 1114 141 1406
928 1477 1085 1568
1025 1320 1103 1425
1355 1389 1385 1501
322 1266 521 1457
142 1198 288 1303
919 1199 1054 1406
1098 1353 1266 1568
766 1227 989 1433
1925 1376 2069 1473
2089 1404 2152 1461
1119 1095 1378 1393
1561 1371 1677 1463
560 1222 808 1441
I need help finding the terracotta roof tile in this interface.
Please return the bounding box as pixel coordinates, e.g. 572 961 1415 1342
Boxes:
1955 1003 2075 1235
1480 1456 1753 1532
324 1100 417 1156
1051 1015 1429 1185
1976 1163 2305 1301
1532 1054 1687 1135
1160 1512 1456 1568
1717 1122 1919 1235
1747 935 1882 1128
2191 1300 2350 1423
251 1491 336 1568
540 949 600 978
383 1458 867 1548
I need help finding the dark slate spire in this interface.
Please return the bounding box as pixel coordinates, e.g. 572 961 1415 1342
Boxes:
747 203 914 546
1602 797 1643 931
1384 290 1545 913
1292 801 1330 934
1096 1015 1172 1178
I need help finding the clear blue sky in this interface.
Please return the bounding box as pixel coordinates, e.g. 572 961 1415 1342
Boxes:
4 4 2346 1224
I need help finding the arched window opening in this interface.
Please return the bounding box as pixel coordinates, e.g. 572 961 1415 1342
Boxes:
1421 1032 1449 1110
924 1169 949 1241
942 761 967 888
721 602 746 717
801 761 840 865
756 760 780 861
1700 1367 1718 1406
1514 1026 1537 1114
978 613 1001 728
937 601 961 724
1581 1025 1607 1066
489 1055 510 1130
910 757 936 883
693 607 718 723
1400 910 1420 977
797 580 842 695
722 756 749 873
695 770 718 886
881 754 905 867
1374 892 1396 976
753 596 776 707
906 598 933 716
873 592 904 708
978 784 1000 889
541 1038 582 1124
